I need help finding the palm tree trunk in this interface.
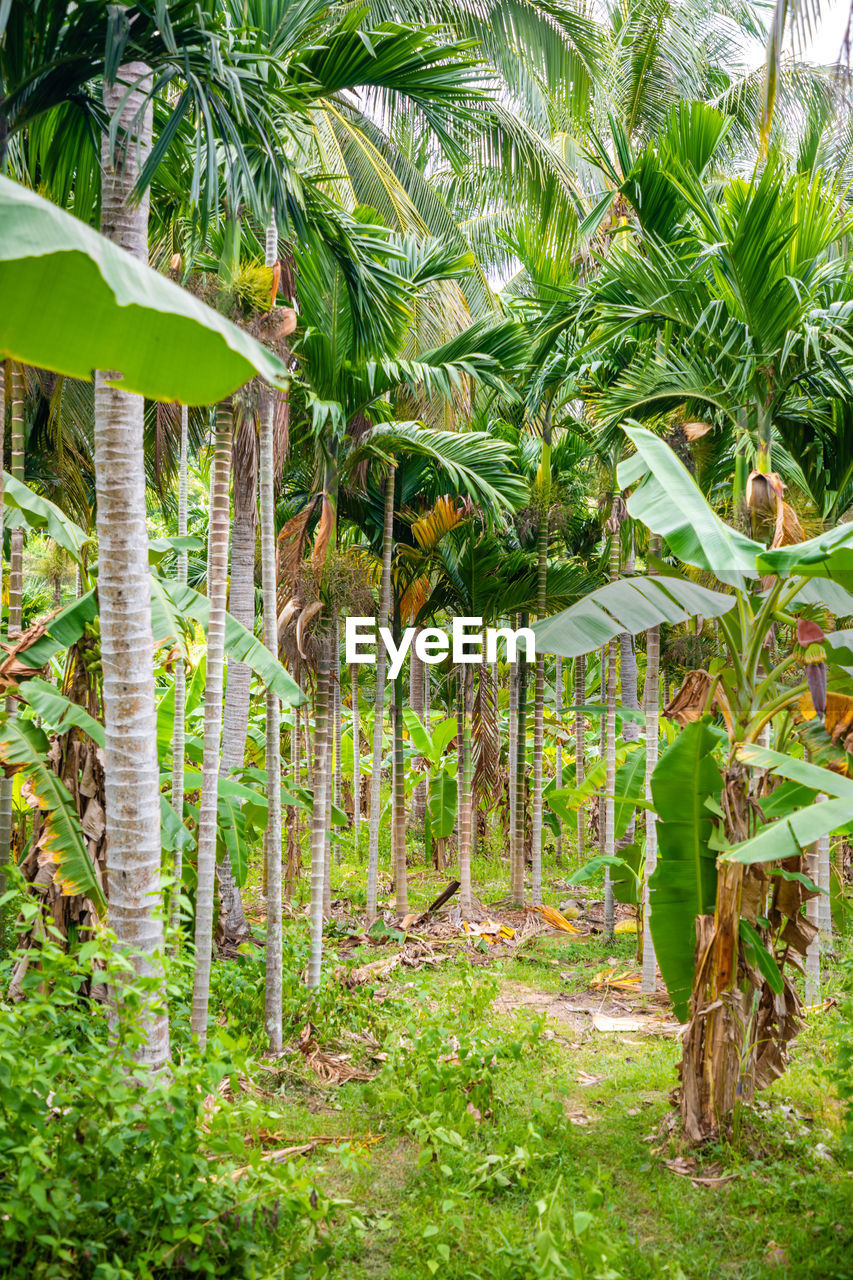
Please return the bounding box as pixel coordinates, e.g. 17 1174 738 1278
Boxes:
351 664 361 852
458 665 474 911
641 538 661 993
0 362 6 899
308 643 331 988
324 654 334 913
220 429 256 779
191 400 232 1046
392 650 408 915
513 612 529 904
531 426 551 904
554 657 563 866
574 655 585 863
96 62 169 1070
169 403 189 946
366 467 395 919
603 492 622 938
508 634 518 895
333 612 342 818
215 425 254 941
0 361 23 882
618 537 639 857
260 216 284 1049
410 633 426 831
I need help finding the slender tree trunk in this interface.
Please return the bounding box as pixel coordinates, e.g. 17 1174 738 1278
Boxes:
259 215 284 1048
191 401 232 1046
351 664 361 853
96 62 169 1069
366 467 395 919
554 657 563 866
220 430 256 779
618 538 639 859
392 646 408 914
308 644 331 988
513 612 529 904
603 493 622 938
574 655 585 863
530 417 551 905
508 628 518 896
410 633 426 831
303 699 313 789
215 425 255 940
0 361 23 880
169 404 189 946
458 665 474 912
641 538 661 993
333 612 342 818
0 362 6 899
324 620 336 911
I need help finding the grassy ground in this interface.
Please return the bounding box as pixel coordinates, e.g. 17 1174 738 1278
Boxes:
216 837 853 1280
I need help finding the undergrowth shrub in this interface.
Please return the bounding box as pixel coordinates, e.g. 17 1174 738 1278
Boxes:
0 930 340 1279
208 933 381 1052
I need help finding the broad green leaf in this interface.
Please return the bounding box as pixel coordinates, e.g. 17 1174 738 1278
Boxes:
826 630 853 670
735 744 853 799
161 581 305 707
430 717 458 761
612 841 643 906
617 426 763 589
18 678 104 746
722 795 852 865
403 707 434 759
649 720 722 1023
566 855 635 886
149 535 205 565
533 574 734 659
160 795 194 856
12 590 98 670
3 474 89 563
0 175 289 403
427 770 457 839
0 715 105 913
613 744 647 840
217 788 250 886
757 521 853 590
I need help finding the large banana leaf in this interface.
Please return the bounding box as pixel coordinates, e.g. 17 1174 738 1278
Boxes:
21 679 193 856
0 176 289 403
617 426 763 589
11 591 99 671
18 677 104 744
3 474 89 563
532 574 734 658
427 769 457 840
648 720 722 1022
158 581 305 707
0 715 105 913
757 523 853 591
722 744 853 865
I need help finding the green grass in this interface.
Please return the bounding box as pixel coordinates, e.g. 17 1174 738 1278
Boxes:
209 847 853 1280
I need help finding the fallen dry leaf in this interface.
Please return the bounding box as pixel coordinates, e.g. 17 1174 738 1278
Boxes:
577 1071 606 1087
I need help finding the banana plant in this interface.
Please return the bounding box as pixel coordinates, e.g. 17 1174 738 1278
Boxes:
533 423 853 1142
402 709 459 863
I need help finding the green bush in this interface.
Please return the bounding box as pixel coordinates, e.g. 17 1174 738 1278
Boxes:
0 932 338 1279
